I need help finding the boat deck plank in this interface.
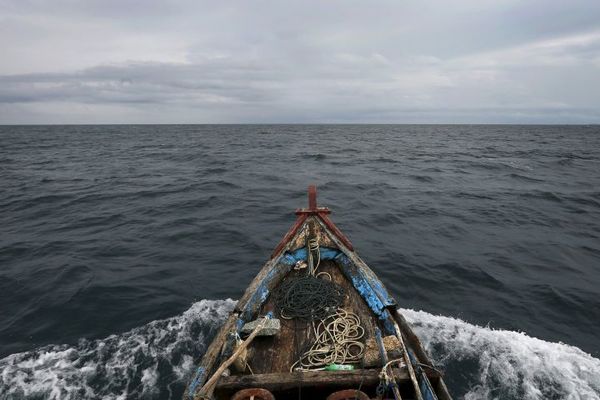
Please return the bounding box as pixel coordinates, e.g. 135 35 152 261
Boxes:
215 368 441 392
245 260 379 375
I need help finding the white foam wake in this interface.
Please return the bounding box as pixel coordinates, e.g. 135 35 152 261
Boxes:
401 309 600 400
0 299 235 400
1 301 598 400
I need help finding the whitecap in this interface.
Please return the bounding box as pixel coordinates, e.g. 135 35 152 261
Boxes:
402 309 600 400
2 300 598 400
0 299 235 400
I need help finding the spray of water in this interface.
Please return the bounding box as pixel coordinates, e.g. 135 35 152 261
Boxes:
1 300 598 400
402 309 600 400
0 300 235 400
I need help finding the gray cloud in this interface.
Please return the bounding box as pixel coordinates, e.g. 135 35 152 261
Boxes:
0 0 599 123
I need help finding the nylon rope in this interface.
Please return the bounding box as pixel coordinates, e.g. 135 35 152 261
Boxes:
291 308 365 371
274 276 345 321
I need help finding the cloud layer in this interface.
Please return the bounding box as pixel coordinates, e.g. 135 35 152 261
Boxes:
1 0 599 123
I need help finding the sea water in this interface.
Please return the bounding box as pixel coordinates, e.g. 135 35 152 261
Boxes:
1 124 599 399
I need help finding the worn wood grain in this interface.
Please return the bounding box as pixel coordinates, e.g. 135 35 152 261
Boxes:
215 368 441 392
187 211 453 400
288 216 336 252
393 309 432 366
246 259 378 375
184 312 239 400
313 217 452 400
198 318 268 396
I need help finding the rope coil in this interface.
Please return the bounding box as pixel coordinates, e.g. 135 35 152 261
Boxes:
307 237 321 276
274 276 345 321
291 308 365 371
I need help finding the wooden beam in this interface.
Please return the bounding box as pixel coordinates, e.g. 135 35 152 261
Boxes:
393 310 433 367
308 184 317 210
318 212 354 250
215 369 441 392
198 318 269 398
184 312 239 400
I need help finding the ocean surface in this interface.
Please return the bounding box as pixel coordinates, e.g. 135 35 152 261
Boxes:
1 124 599 400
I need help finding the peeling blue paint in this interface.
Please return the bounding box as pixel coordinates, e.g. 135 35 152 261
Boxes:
336 255 384 313
187 244 437 399
366 274 397 308
406 348 438 400
374 327 387 360
235 317 245 333
241 262 291 322
333 251 435 397
380 310 396 335
281 247 342 265
186 366 206 399
345 269 385 315
335 253 396 308
335 254 397 334
420 375 438 400
189 260 288 397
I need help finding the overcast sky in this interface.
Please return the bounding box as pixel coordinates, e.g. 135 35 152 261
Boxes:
1 0 599 124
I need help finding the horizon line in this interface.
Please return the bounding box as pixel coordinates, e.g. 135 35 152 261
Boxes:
1 122 599 126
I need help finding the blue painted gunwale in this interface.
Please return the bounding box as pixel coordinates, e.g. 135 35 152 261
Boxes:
333 253 396 334
239 261 290 323
186 239 437 399
186 366 206 399
406 347 439 400
243 246 400 335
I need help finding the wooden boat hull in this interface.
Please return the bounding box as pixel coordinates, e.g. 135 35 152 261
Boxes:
185 187 452 400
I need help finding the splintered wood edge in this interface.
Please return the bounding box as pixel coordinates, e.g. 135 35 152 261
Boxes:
215 368 441 392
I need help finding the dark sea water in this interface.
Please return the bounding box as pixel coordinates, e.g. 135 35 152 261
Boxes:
1 124 599 400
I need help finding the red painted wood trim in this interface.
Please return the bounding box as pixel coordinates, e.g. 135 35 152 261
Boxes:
308 185 317 210
271 185 353 258
270 214 308 258
295 207 331 215
318 212 354 251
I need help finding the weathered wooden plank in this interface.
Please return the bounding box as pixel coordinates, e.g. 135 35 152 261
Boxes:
215 368 441 392
186 216 313 398
314 216 451 400
335 253 397 309
315 220 337 248
237 263 291 323
280 246 342 266
375 327 403 400
184 312 239 400
431 377 453 400
248 260 378 375
390 318 424 400
314 218 396 310
235 257 283 314
335 254 396 334
318 212 354 250
285 215 333 254
248 292 300 374
326 260 377 341
235 216 312 321
198 318 270 397
393 310 433 366
271 214 308 258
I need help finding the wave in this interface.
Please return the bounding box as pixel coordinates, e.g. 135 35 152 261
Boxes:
507 173 545 183
0 300 235 400
1 300 599 400
402 309 600 400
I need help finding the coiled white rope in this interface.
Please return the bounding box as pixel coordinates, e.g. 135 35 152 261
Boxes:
308 236 332 280
307 237 321 276
291 308 365 371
